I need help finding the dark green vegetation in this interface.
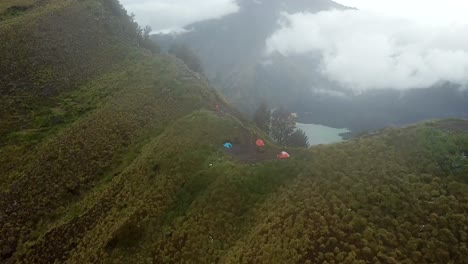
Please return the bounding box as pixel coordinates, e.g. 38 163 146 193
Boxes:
254 105 309 148
270 107 300 146
285 129 310 148
1 0 467 263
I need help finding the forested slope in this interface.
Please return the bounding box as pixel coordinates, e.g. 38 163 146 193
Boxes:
0 0 467 263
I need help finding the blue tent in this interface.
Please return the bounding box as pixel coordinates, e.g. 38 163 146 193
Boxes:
223 142 233 149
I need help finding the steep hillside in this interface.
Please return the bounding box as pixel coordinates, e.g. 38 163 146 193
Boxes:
0 0 145 180
0 0 222 261
1 0 468 264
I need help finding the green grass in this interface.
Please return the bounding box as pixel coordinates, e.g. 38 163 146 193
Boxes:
0 0 151 189
4 95 468 264
0 0 35 13
1 0 467 263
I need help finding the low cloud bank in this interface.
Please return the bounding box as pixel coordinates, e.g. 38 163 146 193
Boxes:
121 0 239 33
266 10 468 91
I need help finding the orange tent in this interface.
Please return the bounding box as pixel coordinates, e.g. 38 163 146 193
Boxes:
277 151 290 159
255 139 265 147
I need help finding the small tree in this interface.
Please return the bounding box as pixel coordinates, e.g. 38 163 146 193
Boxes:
138 25 161 53
254 101 270 133
285 129 310 148
142 25 152 39
270 107 296 145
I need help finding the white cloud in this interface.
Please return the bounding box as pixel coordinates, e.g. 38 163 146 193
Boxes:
120 0 239 33
314 89 347 97
336 0 468 26
266 9 468 91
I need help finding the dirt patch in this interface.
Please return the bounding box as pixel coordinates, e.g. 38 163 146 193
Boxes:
224 140 279 164
210 104 291 164
219 118 284 164
433 120 468 133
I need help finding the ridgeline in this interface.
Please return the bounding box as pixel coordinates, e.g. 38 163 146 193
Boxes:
0 1 467 263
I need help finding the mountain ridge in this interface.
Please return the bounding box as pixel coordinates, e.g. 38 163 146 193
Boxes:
0 0 467 263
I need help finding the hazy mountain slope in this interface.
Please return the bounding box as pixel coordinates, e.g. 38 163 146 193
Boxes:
155 0 468 130
296 84 468 132
154 0 346 112
1 0 467 263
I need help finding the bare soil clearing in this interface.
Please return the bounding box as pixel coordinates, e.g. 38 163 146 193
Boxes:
224 137 279 164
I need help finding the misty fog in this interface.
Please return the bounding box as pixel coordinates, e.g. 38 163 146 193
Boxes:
123 0 468 133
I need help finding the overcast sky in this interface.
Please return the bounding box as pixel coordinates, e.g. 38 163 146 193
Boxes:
266 0 468 91
120 0 239 33
123 0 468 91
337 0 468 25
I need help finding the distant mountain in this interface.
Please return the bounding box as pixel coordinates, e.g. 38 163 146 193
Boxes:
154 0 346 109
295 83 468 132
154 0 468 132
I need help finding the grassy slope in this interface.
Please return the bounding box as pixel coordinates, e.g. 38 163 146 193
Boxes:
0 0 141 184
1 1 467 264
0 0 218 261
11 116 467 264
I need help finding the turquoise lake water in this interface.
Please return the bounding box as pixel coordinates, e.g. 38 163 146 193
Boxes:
296 123 350 146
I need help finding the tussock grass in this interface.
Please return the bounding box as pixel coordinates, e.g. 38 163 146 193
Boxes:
1 0 467 263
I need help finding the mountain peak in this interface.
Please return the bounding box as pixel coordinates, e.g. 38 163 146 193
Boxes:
236 0 347 12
